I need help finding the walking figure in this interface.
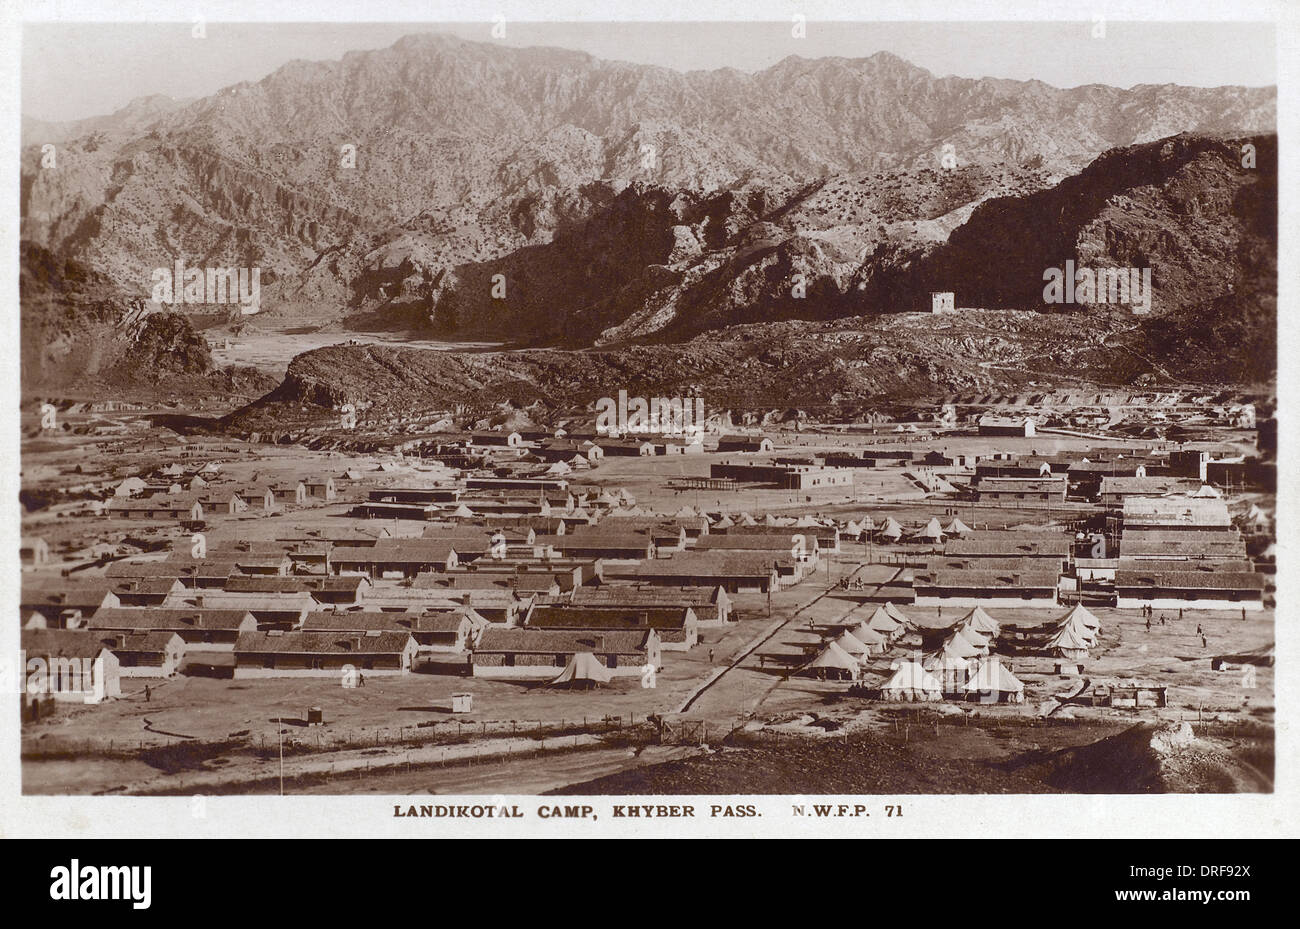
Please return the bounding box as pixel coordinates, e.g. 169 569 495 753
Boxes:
1201 635 1208 649
144 685 151 703
1160 614 1165 626
1145 618 1151 632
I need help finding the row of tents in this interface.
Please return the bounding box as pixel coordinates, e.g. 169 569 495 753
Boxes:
922 607 1001 691
803 603 915 680
843 515 973 543
601 506 978 541
880 657 1025 703
802 603 1034 703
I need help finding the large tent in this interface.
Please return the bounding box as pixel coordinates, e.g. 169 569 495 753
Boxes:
953 624 992 652
712 514 736 529
876 517 904 541
1045 623 1092 661
804 641 862 681
549 652 614 688
939 630 984 660
910 516 945 543
831 631 873 658
880 661 943 701
962 658 1025 703
883 602 914 629
1056 604 1100 631
1054 605 1100 647
958 606 1000 636
943 517 974 538
847 517 878 537
864 605 904 637
845 623 889 654
922 650 971 692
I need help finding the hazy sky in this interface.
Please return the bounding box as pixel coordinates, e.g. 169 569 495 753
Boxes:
23 20 1278 123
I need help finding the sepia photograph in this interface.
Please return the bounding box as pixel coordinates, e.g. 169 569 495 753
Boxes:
2 1 1291 850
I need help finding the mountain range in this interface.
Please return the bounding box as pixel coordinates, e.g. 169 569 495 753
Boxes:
19 32 1277 403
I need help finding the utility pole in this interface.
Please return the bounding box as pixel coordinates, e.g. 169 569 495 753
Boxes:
278 721 284 796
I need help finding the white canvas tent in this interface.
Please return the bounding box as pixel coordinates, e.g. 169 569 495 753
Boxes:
877 517 903 541
1046 623 1091 661
910 516 945 542
962 658 1025 703
1056 604 1100 631
943 517 974 537
804 640 861 681
1054 605 1100 646
847 621 889 652
883 602 914 629
922 650 971 693
864 605 904 637
954 624 992 651
940 630 984 660
832 631 872 658
549 652 613 687
958 606 1000 636
880 660 942 701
